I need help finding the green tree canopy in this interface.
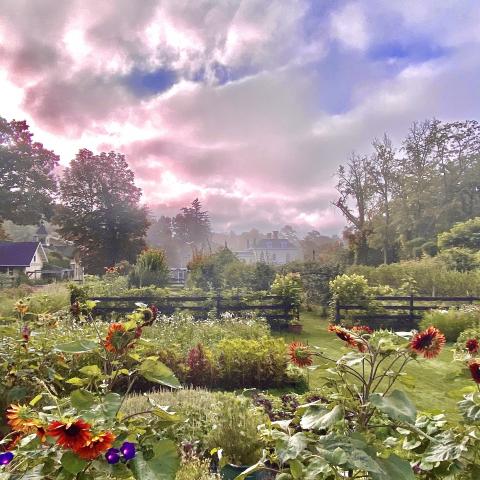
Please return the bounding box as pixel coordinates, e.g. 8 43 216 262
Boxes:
0 117 58 224
438 217 480 251
55 149 149 274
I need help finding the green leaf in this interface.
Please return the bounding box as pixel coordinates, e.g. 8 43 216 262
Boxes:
29 394 43 406
55 340 98 353
277 432 309 463
370 390 417 423
79 365 102 378
102 393 122 419
70 389 95 412
371 454 415 480
66 377 88 386
300 405 343 430
138 359 180 389
61 451 88 475
289 459 304 479
129 440 179 480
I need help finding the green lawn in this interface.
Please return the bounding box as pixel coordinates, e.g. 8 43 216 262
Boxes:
274 312 475 418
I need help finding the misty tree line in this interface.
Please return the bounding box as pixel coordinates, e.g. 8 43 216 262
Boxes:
335 119 480 265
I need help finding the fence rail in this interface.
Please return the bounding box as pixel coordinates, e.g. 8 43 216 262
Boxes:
89 294 297 329
335 295 480 330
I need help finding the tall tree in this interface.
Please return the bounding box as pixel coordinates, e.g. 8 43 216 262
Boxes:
334 153 373 264
173 198 211 250
0 117 58 225
368 134 398 264
55 149 149 274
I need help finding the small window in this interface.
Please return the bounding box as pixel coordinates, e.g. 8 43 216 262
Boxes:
272 253 276 262
33 255 36 262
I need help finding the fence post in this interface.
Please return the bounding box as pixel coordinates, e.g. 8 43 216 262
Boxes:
335 299 341 324
409 293 414 326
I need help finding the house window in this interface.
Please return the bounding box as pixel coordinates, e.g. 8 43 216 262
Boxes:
272 253 276 262
286 253 290 262
33 255 36 262
8 267 14 276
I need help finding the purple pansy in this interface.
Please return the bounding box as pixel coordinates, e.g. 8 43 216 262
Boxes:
105 448 120 465
120 442 136 460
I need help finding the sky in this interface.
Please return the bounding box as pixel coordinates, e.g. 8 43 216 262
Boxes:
1 0 480 235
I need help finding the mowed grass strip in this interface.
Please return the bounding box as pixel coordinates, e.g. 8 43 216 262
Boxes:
274 312 474 418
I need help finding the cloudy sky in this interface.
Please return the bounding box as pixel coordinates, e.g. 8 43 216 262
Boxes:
1 1 480 234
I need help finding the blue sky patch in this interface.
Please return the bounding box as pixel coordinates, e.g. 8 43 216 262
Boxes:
124 67 177 96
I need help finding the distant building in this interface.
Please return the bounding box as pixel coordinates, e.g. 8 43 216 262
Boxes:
235 231 302 265
0 242 48 279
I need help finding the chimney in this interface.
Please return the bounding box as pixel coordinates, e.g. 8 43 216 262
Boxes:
273 231 279 239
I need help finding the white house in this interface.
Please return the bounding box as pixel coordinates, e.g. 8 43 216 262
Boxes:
0 242 48 279
235 231 302 265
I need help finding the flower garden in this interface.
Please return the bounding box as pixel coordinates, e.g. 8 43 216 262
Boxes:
2 275 480 479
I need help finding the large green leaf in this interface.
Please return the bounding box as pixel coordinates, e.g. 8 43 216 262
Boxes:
370 390 417 423
277 432 309 463
371 454 415 480
61 451 88 475
70 389 95 412
138 358 180 389
102 393 122 418
129 440 180 480
79 365 102 378
55 340 98 353
300 405 343 430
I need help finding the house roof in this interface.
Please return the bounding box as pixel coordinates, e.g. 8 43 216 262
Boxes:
0 242 45 267
256 238 297 249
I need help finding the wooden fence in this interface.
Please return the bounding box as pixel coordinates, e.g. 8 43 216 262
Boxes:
335 295 480 330
89 294 297 329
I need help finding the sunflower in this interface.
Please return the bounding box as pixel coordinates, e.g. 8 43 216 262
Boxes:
288 341 313 367
327 324 358 348
469 359 480 384
142 305 158 326
104 323 134 354
14 300 28 316
410 326 446 359
46 419 91 450
6 404 36 433
351 325 373 334
466 338 479 354
74 431 115 460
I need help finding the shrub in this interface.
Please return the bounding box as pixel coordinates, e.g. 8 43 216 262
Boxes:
437 247 480 272
215 337 288 389
175 459 220 480
329 273 372 306
205 395 266 466
186 343 216 387
129 248 170 287
420 306 480 342
271 272 303 307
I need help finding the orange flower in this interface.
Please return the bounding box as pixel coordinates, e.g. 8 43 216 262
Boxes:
351 325 373 334
6 404 36 433
104 323 134 354
328 324 358 348
469 359 480 384
47 419 91 450
288 341 313 367
410 326 446 359
74 431 116 460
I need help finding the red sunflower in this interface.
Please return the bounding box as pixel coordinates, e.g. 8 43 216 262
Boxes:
46 419 91 450
469 359 480 384
288 341 313 367
328 324 358 348
104 323 134 354
410 326 446 359
466 338 479 354
74 431 116 460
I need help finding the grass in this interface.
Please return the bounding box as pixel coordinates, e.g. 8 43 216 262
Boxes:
274 311 474 419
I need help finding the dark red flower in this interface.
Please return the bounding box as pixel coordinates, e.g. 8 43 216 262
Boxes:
21 325 30 342
288 341 313 367
74 431 115 460
46 419 91 450
469 359 480 384
328 324 358 348
466 338 479 354
410 326 446 359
